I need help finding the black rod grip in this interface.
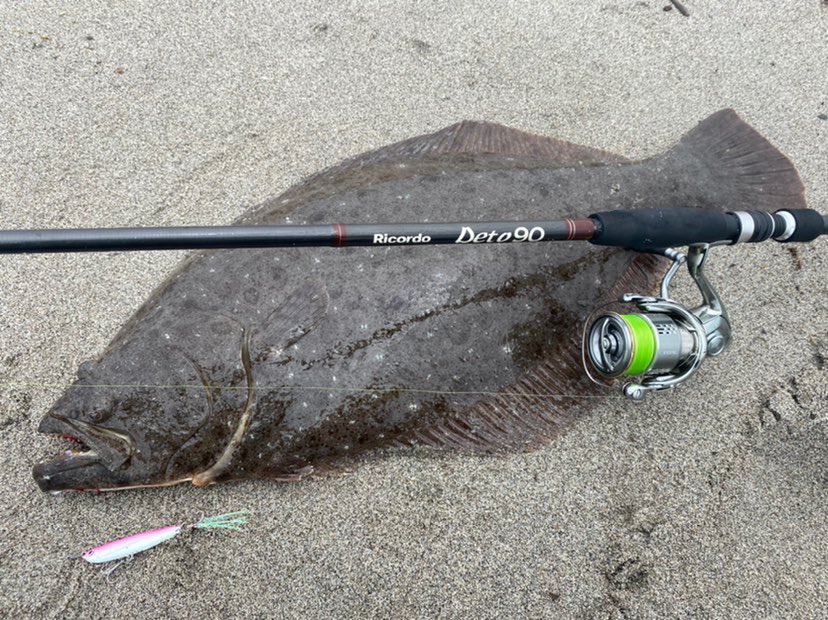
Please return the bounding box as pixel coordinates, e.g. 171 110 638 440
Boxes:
588 208 740 250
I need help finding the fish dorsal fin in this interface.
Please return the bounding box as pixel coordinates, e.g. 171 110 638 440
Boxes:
241 121 626 225
343 120 628 168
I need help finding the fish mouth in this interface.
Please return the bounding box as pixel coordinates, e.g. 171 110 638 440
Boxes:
33 413 137 492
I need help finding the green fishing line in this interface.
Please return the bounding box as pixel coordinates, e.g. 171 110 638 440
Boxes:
618 314 657 376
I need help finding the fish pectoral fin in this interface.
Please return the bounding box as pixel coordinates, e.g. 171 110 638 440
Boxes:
257 281 330 355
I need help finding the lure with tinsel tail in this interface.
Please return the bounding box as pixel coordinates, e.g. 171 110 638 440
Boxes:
80 510 250 565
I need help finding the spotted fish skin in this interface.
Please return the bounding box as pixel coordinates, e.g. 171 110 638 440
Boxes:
33 110 805 491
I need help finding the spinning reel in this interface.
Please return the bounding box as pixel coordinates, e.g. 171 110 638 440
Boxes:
584 244 731 400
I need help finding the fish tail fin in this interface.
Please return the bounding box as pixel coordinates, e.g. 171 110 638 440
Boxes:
667 108 806 211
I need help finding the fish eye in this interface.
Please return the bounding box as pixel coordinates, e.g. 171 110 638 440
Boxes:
90 409 111 423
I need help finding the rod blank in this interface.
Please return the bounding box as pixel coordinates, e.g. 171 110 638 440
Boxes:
0 220 593 254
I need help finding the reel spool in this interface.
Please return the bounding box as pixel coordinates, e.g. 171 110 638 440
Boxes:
583 244 730 399
589 311 698 378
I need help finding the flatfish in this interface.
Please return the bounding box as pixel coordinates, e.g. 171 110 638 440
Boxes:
33 109 805 491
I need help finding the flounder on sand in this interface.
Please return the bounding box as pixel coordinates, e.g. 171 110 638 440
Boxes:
34 109 805 492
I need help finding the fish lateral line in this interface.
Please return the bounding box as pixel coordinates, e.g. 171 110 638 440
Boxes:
2 381 619 399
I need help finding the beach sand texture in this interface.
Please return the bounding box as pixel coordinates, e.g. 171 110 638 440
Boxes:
1 2 827 618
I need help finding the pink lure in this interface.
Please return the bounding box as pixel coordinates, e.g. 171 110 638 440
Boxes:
82 525 182 564
79 511 249 565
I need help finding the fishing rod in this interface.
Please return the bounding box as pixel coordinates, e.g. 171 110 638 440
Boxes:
2 207 826 399
2 207 826 253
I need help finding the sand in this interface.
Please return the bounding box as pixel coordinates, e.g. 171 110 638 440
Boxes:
1 2 827 618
